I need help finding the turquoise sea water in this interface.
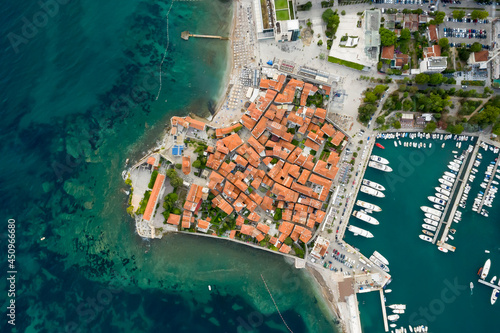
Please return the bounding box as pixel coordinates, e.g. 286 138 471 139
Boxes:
0 1 338 332
346 137 500 332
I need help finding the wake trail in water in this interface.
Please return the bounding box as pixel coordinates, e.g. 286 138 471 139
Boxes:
155 0 175 101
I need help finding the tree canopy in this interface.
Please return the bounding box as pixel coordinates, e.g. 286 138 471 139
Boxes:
438 38 449 49
470 42 482 53
471 10 488 20
452 10 465 20
415 73 430 85
379 27 397 46
424 121 437 133
429 73 443 86
400 28 411 40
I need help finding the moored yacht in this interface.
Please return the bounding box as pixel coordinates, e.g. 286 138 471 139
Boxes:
348 225 374 238
356 200 382 212
353 210 380 225
481 259 491 280
421 206 442 216
360 185 385 198
424 213 440 222
388 304 406 310
373 251 390 265
363 179 386 191
422 224 437 231
423 218 439 226
369 161 393 172
370 155 390 164
419 235 433 242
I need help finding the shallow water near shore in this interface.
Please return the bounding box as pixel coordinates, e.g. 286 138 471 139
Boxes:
0 0 338 332
346 137 500 332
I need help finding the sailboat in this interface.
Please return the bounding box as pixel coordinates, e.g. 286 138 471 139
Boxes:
470 282 474 295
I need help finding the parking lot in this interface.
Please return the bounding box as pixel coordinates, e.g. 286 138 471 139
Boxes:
441 19 492 49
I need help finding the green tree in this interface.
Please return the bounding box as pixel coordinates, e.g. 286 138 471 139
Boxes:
429 73 443 85
400 28 411 41
166 168 178 179
434 11 446 25
166 192 178 203
341 10 346 16
148 170 159 189
317 39 323 46
376 116 385 125
170 176 183 188
447 124 464 134
438 38 449 49
471 10 488 21
458 48 471 62
192 160 202 169
415 73 430 85
364 92 378 104
452 10 465 20
470 42 482 53
175 163 182 170
373 85 388 97
379 27 397 46
393 120 401 129
424 121 437 133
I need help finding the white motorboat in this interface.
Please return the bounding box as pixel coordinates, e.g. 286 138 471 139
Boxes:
368 161 393 172
424 213 440 222
438 247 448 253
481 259 491 280
491 289 499 305
353 210 380 225
423 218 439 227
439 178 454 187
370 155 390 165
387 314 400 322
348 225 374 238
435 193 449 201
421 206 442 216
392 309 405 314
433 204 444 211
428 196 446 205
356 200 382 212
388 304 406 310
360 185 385 198
373 251 390 265
363 179 386 191
435 187 451 196
419 235 433 242
422 224 437 231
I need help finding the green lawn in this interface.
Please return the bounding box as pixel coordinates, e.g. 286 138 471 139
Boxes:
275 9 290 21
328 56 365 70
274 0 289 10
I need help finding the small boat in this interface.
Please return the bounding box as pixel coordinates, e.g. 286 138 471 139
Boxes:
481 259 491 280
356 200 382 212
422 230 434 237
470 282 474 292
363 179 386 191
373 251 390 266
394 141 398 147
422 224 436 231
441 143 445 148
376 143 385 149
424 218 439 227
491 276 497 284
370 155 390 165
387 314 400 322
419 235 433 242
389 304 406 310
208 285 212 291
433 204 444 211
385 289 392 293
390 323 397 328
485 250 491 253
392 309 405 314
438 247 448 253
424 213 440 222
360 185 385 198
368 161 393 172
491 289 499 305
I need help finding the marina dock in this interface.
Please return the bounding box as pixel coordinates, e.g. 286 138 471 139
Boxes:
477 278 500 291
379 289 389 332
181 31 229 40
433 144 475 246
476 151 500 213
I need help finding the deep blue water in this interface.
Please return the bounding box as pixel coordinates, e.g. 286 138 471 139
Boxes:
0 1 338 332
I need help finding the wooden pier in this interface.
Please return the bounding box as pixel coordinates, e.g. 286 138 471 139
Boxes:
181 31 229 41
379 289 389 332
477 278 500 291
476 150 500 213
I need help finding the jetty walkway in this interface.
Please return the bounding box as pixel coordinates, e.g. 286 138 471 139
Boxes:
181 31 229 40
434 142 477 248
476 151 500 213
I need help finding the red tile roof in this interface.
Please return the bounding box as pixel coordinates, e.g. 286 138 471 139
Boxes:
143 174 165 221
182 156 191 175
381 45 395 60
167 214 181 225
